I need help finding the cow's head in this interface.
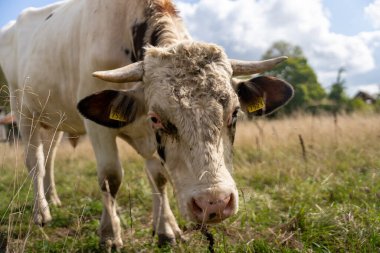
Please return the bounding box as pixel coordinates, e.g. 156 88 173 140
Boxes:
78 42 293 224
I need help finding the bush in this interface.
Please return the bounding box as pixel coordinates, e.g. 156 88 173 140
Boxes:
347 98 374 113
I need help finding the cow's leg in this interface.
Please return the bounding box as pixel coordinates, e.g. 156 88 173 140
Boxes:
18 116 52 225
42 130 64 206
145 158 182 246
86 124 123 248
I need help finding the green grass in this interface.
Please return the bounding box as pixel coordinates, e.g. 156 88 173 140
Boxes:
1 114 379 252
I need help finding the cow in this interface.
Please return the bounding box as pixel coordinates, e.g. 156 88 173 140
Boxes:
0 0 293 248
0 112 18 143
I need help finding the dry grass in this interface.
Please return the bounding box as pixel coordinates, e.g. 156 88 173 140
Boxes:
236 113 380 149
0 113 379 252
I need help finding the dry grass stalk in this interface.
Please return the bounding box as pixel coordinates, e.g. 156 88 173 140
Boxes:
298 134 307 164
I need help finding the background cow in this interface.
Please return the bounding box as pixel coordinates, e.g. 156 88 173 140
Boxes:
0 0 293 248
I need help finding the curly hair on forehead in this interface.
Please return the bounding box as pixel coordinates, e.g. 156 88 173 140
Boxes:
149 0 178 17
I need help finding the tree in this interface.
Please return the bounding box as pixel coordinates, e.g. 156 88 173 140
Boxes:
347 98 372 113
328 68 349 113
262 41 304 59
262 41 326 113
328 68 348 102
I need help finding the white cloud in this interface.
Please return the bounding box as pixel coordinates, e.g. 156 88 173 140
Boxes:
365 0 380 29
176 0 380 93
358 31 380 49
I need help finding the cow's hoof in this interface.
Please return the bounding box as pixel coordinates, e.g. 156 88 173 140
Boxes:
113 238 123 250
179 233 188 243
49 195 62 207
34 210 52 226
100 238 123 252
158 234 176 247
100 239 113 253
34 215 52 226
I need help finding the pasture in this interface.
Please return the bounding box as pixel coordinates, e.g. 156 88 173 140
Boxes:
0 113 379 252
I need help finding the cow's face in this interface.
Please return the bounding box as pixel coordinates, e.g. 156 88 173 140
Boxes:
142 43 239 222
78 41 294 224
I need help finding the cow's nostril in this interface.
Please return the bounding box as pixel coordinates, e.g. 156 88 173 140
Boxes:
191 198 203 215
223 193 234 216
209 213 217 220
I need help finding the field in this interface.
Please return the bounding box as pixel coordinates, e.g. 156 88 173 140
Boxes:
0 114 379 252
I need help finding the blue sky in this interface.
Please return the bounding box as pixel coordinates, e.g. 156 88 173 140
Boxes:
324 0 374 35
1 0 379 95
0 0 57 26
0 0 375 36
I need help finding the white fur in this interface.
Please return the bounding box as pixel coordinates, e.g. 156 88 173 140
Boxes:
0 0 241 247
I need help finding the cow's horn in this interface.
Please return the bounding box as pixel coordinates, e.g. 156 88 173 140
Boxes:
92 61 144 83
230 56 288 76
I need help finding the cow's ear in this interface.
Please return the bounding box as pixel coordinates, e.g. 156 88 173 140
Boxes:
235 76 294 116
77 87 145 128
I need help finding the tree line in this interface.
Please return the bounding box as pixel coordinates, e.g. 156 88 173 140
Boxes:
262 41 380 115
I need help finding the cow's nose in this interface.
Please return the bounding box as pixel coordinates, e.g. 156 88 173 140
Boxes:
191 193 234 223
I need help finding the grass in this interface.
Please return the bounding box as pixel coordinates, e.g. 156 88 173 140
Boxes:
0 113 379 252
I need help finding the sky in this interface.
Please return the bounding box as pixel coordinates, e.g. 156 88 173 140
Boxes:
0 0 379 96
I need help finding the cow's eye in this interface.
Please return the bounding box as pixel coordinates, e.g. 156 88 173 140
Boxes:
148 113 163 129
232 109 239 118
230 108 239 127
150 116 160 124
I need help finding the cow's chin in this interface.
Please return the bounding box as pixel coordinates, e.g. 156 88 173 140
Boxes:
175 184 239 225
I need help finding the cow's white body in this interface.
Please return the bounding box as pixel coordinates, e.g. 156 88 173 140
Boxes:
0 0 191 247
0 0 293 249
2 0 153 133
1 0 190 146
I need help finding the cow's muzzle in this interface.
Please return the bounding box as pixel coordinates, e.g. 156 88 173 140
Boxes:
189 191 236 224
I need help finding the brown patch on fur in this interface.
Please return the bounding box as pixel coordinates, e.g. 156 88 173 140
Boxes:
132 21 148 62
153 0 178 16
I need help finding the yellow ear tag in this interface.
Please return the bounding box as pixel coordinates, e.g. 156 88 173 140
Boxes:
247 97 265 113
109 107 127 122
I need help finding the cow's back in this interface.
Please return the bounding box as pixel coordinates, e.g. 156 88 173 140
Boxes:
0 2 64 86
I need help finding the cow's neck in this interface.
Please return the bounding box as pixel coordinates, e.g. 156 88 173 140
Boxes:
131 0 191 62
83 0 189 64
